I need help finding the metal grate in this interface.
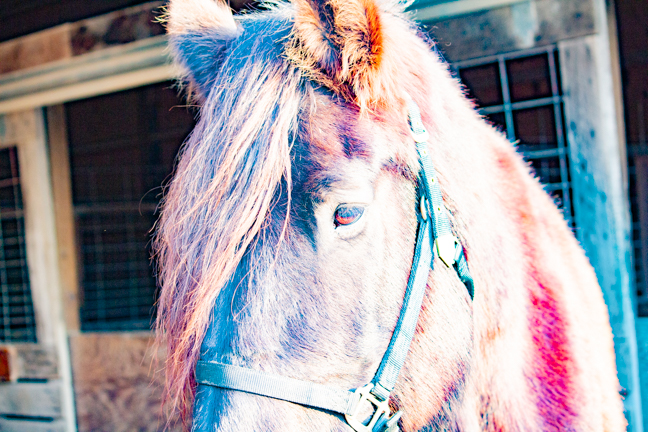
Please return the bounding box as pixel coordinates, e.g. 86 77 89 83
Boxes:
615 0 648 317
0 147 36 342
72 167 163 331
454 46 573 224
66 82 195 331
629 150 648 316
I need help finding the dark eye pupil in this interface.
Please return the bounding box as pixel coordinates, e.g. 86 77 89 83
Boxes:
334 206 364 227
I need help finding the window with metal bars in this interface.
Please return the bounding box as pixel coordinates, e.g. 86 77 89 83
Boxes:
66 82 195 331
454 47 573 224
0 147 36 342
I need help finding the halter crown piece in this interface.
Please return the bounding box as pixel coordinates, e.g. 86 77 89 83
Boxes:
194 97 474 432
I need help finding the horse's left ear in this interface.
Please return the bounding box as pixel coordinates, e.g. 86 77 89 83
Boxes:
165 0 241 99
287 0 400 109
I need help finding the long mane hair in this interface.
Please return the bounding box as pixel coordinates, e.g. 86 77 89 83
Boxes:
154 10 305 420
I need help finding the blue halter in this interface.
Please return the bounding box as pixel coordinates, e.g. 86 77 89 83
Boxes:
194 97 474 432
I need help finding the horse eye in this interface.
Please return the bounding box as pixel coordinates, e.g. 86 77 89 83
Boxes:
334 205 364 227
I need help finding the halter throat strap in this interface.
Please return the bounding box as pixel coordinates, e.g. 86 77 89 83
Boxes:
193 98 474 432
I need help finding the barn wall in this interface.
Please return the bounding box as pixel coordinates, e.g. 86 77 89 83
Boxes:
559 34 642 430
0 110 76 431
0 6 179 428
52 79 193 427
0 2 172 114
0 345 66 432
0 0 255 43
0 0 156 43
614 0 648 427
421 0 597 62
69 333 181 432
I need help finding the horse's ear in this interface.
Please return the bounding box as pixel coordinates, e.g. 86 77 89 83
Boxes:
166 0 241 98
288 0 399 109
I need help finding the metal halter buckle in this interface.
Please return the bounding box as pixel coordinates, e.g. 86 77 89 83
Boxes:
435 234 460 268
345 384 391 432
410 127 430 144
375 410 402 432
409 114 430 143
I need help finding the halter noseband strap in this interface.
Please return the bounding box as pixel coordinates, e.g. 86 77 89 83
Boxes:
194 98 474 432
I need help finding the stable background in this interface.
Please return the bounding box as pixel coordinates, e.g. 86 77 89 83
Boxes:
0 0 645 431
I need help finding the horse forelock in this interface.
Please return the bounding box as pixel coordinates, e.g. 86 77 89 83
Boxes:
154 12 307 422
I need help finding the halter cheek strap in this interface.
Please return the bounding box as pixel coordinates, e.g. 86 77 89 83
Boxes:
407 97 474 301
194 98 474 432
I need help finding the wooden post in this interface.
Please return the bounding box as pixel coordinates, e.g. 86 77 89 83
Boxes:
560 29 644 432
0 109 77 431
47 105 81 333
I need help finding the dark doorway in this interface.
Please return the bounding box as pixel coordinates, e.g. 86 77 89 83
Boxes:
65 82 195 331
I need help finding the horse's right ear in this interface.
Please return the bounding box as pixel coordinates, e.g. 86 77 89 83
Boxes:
165 0 241 98
287 0 402 110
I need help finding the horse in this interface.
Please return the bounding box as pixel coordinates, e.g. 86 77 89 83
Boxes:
153 0 626 430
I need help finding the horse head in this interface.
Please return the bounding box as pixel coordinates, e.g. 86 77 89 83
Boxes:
155 0 625 431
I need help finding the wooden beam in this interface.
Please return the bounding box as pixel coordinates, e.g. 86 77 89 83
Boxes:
0 25 73 75
419 0 597 62
412 0 527 21
0 64 175 114
0 1 165 76
46 106 80 332
0 7 174 114
0 344 59 381
0 36 169 99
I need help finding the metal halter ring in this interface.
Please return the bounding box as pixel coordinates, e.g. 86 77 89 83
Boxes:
419 196 428 221
345 384 392 432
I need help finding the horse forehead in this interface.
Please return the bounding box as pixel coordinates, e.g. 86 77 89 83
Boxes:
301 97 401 168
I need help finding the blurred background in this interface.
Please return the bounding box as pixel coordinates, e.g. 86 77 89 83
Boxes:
0 0 645 430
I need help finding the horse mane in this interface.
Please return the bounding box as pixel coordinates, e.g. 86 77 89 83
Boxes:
153 10 304 422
